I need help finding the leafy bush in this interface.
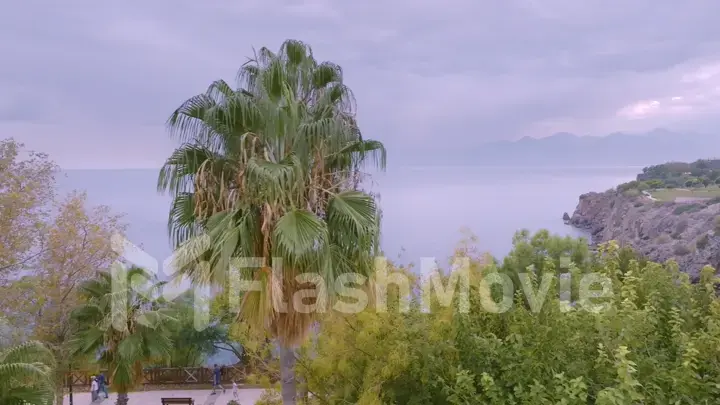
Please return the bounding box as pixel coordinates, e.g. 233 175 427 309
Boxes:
706 196 720 206
227 401 240 405
622 188 641 197
254 390 282 405
673 204 702 215
646 179 665 188
696 233 710 250
673 243 691 255
616 181 639 192
300 233 720 405
671 219 688 239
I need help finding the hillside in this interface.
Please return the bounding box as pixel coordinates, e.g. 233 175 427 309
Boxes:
472 129 720 166
569 186 720 279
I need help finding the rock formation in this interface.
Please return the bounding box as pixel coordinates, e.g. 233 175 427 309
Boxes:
569 190 720 279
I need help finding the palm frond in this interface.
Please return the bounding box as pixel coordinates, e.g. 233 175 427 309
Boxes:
0 340 55 368
0 341 55 405
326 191 378 236
273 209 329 264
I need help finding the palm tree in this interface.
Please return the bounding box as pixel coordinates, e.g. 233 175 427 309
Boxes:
69 266 176 405
158 39 386 404
0 340 56 405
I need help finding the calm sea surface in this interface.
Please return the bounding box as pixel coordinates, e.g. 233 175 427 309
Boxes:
57 166 640 267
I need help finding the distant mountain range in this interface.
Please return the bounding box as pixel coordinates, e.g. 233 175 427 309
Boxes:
470 129 720 167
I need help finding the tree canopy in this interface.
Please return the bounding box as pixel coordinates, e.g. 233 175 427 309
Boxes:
298 232 720 405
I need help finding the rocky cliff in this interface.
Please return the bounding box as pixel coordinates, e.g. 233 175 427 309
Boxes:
569 190 720 279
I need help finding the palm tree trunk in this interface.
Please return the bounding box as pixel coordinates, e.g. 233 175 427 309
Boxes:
55 386 65 405
55 367 68 405
279 345 298 405
115 390 129 405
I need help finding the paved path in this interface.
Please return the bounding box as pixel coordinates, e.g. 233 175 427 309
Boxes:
642 190 657 201
64 388 266 405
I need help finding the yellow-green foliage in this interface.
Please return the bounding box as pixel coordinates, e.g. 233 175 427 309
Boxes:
298 231 720 404
254 389 282 405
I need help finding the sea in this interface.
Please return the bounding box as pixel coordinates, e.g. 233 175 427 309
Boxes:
55 165 640 364
57 165 641 267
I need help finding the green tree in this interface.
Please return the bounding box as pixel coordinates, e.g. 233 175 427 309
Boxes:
645 179 664 189
69 267 176 405
158 294 243 367
0 139 127 405
0 340 56 405
158 39 386 404
298 232 720 404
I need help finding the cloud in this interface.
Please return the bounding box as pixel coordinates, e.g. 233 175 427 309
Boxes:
2 0 720 168
616 61 720 122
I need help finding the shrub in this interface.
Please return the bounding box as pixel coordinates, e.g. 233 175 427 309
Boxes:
673 204 702 215
672 219 689 239
623 188 641 198
227 401 240 405
255 390 282 405
707 196 720 206
673 243 691 255
301 233 720 404
697 233 710 250
634 201 644 207
715 216 720 234
646 179 665 188
617 181 639 192
656 234 671 244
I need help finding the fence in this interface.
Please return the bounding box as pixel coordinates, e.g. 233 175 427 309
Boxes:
66 366 247 388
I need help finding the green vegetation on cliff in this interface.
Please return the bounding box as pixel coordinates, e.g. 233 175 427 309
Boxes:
616 159 720 201
638 159 720 188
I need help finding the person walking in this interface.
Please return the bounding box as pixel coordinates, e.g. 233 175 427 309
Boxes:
96 372 109 399
211 364 225 395
232 380 239 399
90 376 99 402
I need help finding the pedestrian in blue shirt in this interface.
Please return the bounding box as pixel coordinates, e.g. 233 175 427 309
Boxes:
211 364 225 395
97 372 109 399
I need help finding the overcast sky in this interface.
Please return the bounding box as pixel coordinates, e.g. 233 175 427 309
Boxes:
2 0 720 169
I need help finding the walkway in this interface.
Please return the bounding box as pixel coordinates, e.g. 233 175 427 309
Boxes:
64 388 266 405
